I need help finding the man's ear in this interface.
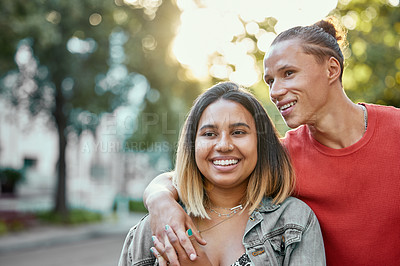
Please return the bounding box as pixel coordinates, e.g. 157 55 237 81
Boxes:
327 56 341 84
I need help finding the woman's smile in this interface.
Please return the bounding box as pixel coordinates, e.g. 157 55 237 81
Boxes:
211 157 241 172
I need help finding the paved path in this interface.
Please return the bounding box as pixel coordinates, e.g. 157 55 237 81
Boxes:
0 234 125 266
0 213 145 266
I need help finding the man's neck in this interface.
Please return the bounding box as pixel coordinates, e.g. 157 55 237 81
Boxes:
307 98 366 149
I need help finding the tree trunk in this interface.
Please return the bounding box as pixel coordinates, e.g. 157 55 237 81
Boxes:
53 84 68 219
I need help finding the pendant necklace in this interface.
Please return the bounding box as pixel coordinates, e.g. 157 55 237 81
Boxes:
198 204 243 234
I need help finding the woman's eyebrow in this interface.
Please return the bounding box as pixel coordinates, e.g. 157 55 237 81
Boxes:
230 122 250 129
199 124 217 131
199 122 250 131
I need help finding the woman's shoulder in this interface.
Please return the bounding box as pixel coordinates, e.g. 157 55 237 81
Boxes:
129 214 154 247
259 197 317 230
280 196 313 210
260 196 313 212
119 214 155 266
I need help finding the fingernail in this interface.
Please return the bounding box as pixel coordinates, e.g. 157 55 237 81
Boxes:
187 228 193 236
152 236 156 242
165 224 170 231
190 254 197 261
150 247 154 254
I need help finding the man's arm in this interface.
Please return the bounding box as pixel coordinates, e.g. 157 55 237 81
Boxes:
143 172 206 263
143 171 178 209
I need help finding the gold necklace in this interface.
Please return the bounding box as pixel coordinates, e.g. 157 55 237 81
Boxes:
198 204 243 234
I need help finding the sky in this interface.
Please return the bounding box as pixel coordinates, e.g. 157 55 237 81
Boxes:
171 0 339 86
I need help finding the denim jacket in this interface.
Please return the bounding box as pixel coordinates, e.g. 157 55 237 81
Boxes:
118 197 326 266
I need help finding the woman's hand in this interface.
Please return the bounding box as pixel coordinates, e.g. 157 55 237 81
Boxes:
152 227 211 266
144 172 206 263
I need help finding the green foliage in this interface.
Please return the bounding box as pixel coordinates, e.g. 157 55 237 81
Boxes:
0 211 36 234
0 168 24 183
0 0 203 154
36 209 103 225
112 198 148 213
334 0 400 107
128 200 147 213
0 0 203 214
0 221 7 235
4 220 24 231
0 168 24 194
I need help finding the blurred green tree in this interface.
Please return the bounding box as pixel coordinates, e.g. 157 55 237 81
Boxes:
0 0 201 217
334 0 400 107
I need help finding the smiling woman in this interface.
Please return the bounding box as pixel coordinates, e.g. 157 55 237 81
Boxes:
119 82 326 266
174 83 292 219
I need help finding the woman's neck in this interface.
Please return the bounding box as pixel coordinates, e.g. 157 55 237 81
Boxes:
205 185 246 210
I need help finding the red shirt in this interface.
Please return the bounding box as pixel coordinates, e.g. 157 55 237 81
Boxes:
282 104 400 265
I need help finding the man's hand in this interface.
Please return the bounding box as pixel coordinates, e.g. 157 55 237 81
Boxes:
144 172 206 264
152 227 211 266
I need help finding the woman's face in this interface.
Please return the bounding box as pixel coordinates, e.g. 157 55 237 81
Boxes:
263 39 331 129
195 99 258 190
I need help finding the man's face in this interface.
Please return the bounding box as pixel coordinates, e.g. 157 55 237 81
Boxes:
263 39 331 129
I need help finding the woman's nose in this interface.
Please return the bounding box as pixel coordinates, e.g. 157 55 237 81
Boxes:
215 134 233 152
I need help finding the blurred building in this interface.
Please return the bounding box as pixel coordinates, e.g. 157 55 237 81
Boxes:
0 98 171 213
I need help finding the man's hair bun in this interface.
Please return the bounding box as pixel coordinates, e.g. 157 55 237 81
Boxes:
314 16 348 49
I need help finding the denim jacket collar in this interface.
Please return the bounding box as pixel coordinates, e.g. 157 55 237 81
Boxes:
256 197 280 213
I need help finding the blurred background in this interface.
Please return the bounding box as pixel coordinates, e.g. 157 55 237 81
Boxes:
0 0 399 265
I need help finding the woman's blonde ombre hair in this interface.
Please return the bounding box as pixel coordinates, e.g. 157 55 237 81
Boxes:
173 82 295 219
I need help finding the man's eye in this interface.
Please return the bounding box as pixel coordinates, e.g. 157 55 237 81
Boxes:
284 70 293 77
266 79 274 87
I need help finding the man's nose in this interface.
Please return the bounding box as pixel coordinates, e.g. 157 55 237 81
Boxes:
269 81 287 102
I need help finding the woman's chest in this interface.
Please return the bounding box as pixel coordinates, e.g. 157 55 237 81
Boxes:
202 224 247 266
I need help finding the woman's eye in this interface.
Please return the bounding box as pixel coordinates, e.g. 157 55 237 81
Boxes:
233 130 245 135
203 132 216 137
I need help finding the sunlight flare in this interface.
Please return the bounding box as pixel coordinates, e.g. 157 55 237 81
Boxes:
172 0 338 85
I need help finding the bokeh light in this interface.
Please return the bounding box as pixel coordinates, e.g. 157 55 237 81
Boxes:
172 0 339 86
89 13 102 26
